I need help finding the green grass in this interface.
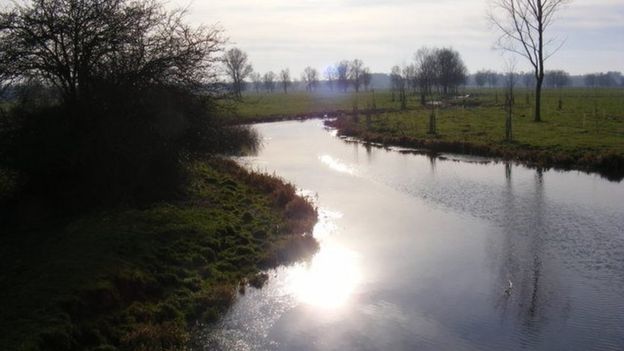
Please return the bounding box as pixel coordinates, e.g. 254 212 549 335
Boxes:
230 88 624 178
353 88 624 155
229 90 396 121
0 158 318 350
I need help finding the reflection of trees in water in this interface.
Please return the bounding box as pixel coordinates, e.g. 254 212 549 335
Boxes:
428 154 437 174
494 165 571 343
364 143 373 163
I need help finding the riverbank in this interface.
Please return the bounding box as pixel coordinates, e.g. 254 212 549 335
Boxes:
0 158 318 350
231 89 624 181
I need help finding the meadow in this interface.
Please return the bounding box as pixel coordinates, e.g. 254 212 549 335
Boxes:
231 88 624 179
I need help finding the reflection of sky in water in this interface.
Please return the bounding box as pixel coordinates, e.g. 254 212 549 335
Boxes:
196 120 624 351
291 208 361 309
319 155 357 175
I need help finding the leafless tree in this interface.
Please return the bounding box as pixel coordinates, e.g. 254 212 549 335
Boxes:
487 71 500 88
223 47 253 98
336 61 350 92
302 66 319 92
475 70 489 87
489 0 571 122
325 66 336 91
349 59 365 93
436 47 468 96
263 71 276 93
279 69 291 94
391 65 409 110
504 59 518 142
0 0 223 105
362 68 372 91
250 73 262 93
414 47 438 106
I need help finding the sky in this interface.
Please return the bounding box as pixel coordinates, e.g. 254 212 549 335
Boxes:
0 0 621 76
177 0 623 76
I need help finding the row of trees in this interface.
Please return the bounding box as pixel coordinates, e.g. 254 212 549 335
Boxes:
222 52 376 96
475 70 568 89
584 72 623 88
474 70 623 89
389 47 468 109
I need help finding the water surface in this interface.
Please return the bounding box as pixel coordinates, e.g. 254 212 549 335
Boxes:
196 120 624 351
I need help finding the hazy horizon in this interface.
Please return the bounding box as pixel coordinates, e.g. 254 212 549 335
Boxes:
176 0 623 76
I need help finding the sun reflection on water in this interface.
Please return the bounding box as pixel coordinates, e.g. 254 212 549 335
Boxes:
289 208 361 309
291 246 361 309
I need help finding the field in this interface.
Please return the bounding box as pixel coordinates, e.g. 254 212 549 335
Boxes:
0 159 317 350
230 88 624 179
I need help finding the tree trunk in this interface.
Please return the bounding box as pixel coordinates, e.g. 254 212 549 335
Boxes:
535 77 543 122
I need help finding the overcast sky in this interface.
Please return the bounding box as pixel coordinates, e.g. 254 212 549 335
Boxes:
1 0 621 75
177 0 622 76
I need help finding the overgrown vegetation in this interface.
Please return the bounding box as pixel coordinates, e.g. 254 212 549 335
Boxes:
0 158 318 350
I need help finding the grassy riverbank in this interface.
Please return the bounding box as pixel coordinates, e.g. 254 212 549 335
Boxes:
231 89 624 180
0 158 318 351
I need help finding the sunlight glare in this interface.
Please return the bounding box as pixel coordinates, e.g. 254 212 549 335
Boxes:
319 155 356 175
291 245 361 309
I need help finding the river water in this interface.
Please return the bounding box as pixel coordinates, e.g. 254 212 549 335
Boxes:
196 120 624 351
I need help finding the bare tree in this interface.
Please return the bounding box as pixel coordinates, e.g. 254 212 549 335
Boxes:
263 71 276 93
436 47 468 96
349 59 365 93
362 68 372 91
336 61 350 92
545 69 569 109
487 70 500 88
415 47 438 106
475 70 489 87
279 69 291 94
391 65 409 110
250 72 262 93
489 0 571 122
325 66 336 91
0 0 223 105
504 59 518 142
223 47 253 98
302 66 319 92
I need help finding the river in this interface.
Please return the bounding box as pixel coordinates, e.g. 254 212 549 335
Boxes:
195 120 624 351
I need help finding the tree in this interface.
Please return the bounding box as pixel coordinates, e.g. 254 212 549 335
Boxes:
250 73 262 93
302 66 319 92
223 47 253 98
0 0 258 208
503 60 518 142
279 69 291 94
390 65 409 110
487 70 500 88
0 0 223 105
349 59 365 92
263 71 276 92
546 69 569 109
475 70 489 87
415 47 439 106
362 68 372 91
336 61 350 92
435 48 467 95
545 70 570 88
489 0 571 122
325 66 336 91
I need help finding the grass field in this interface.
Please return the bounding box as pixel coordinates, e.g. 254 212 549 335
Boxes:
0 159 317 350
231 88 624 179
